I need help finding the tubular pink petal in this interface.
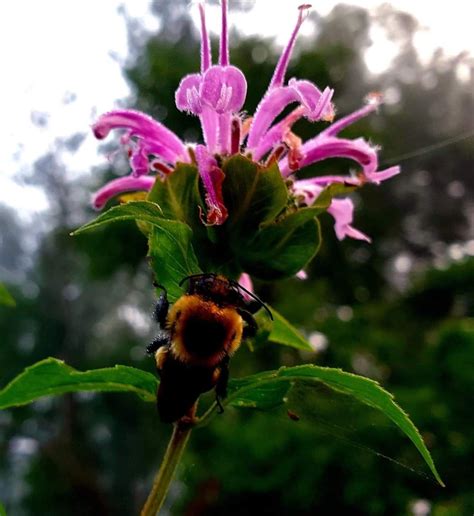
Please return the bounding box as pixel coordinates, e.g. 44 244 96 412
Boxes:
295 176 360 189
120 132 131 145
143 139 191 166
219 0 229 67
247 87 298 151
367 165 401 184
253 107 304 161
199 106 219 153
238 273 254 297
320 97 381 138
130 142 149 176
279 136 378 177
293 180 323 205
195 145 228 225
201 66 247 114
293 180 370 242
247 80 331 153
289 80 334 121
327 198 371 243
92 109 187 164
92 176 156 210
269 4 311 90
313 86 334 121
199 3 212 73
175 74 203 115
343 225 372 242
296 270 308 280
218 112 232 154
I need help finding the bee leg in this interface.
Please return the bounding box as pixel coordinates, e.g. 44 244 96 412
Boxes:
146 333 170 355
215 357 230 413
153 284 169 330
154 347 169 372
241 297 262 315
238 309 258 339
239 293 272 321
216 396 225 414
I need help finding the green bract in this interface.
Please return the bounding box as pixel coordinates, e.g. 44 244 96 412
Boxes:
76 156 336 285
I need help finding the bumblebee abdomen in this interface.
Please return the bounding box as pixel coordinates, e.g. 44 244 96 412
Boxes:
181 316 228 357
168 294 243 367
157 354 219 423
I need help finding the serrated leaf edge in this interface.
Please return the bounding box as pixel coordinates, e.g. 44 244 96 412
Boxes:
0 358 157 409
224 364 444 486
71 201 163 235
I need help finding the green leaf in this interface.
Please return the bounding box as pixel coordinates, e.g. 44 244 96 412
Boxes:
0 357 443 486
251 306 312 351
242 216 322 280
0 358 158 409
222 155 288 233
269 307 313 351
231 176 325 279
147 163 220 274
147 163 204 231
275 206 326 229
227 376 291 409
148 219 202 302
0 283 15 307
0 501 6 516
71 201 201 300
71 201 163 235
313 182 358 209
224 365 443 486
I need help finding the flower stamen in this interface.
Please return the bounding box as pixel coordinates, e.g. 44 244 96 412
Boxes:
231 117 241 155
152 161 173 176
285 132 303 171
199 3 212 73
269 4 312 90
320 92 382 138
219 0 230 67
195 145 228 225
265 142 289 167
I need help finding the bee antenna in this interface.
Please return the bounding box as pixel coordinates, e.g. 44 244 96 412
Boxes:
179 273 202 286
154 283 167 294
178 272 216 287
232 280 273 320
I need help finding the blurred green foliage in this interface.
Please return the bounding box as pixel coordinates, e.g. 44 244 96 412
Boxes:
0 2 473 515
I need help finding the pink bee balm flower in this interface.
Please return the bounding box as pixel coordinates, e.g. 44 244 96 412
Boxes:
92 1 400 238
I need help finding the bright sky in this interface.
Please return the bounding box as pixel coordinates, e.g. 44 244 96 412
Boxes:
0 0 473 218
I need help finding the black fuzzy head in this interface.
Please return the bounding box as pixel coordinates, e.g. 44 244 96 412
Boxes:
179 273 272 317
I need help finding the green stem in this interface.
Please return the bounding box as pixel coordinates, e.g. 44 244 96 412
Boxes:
140 418 193 515
195 401 218 428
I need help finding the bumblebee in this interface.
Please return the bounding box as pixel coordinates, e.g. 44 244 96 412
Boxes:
147 273 271 423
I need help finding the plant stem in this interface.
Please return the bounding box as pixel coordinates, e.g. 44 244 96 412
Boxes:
195 401 218 428
140 414 194 516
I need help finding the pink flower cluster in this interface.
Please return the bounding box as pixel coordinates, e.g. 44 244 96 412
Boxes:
92 1 399 242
